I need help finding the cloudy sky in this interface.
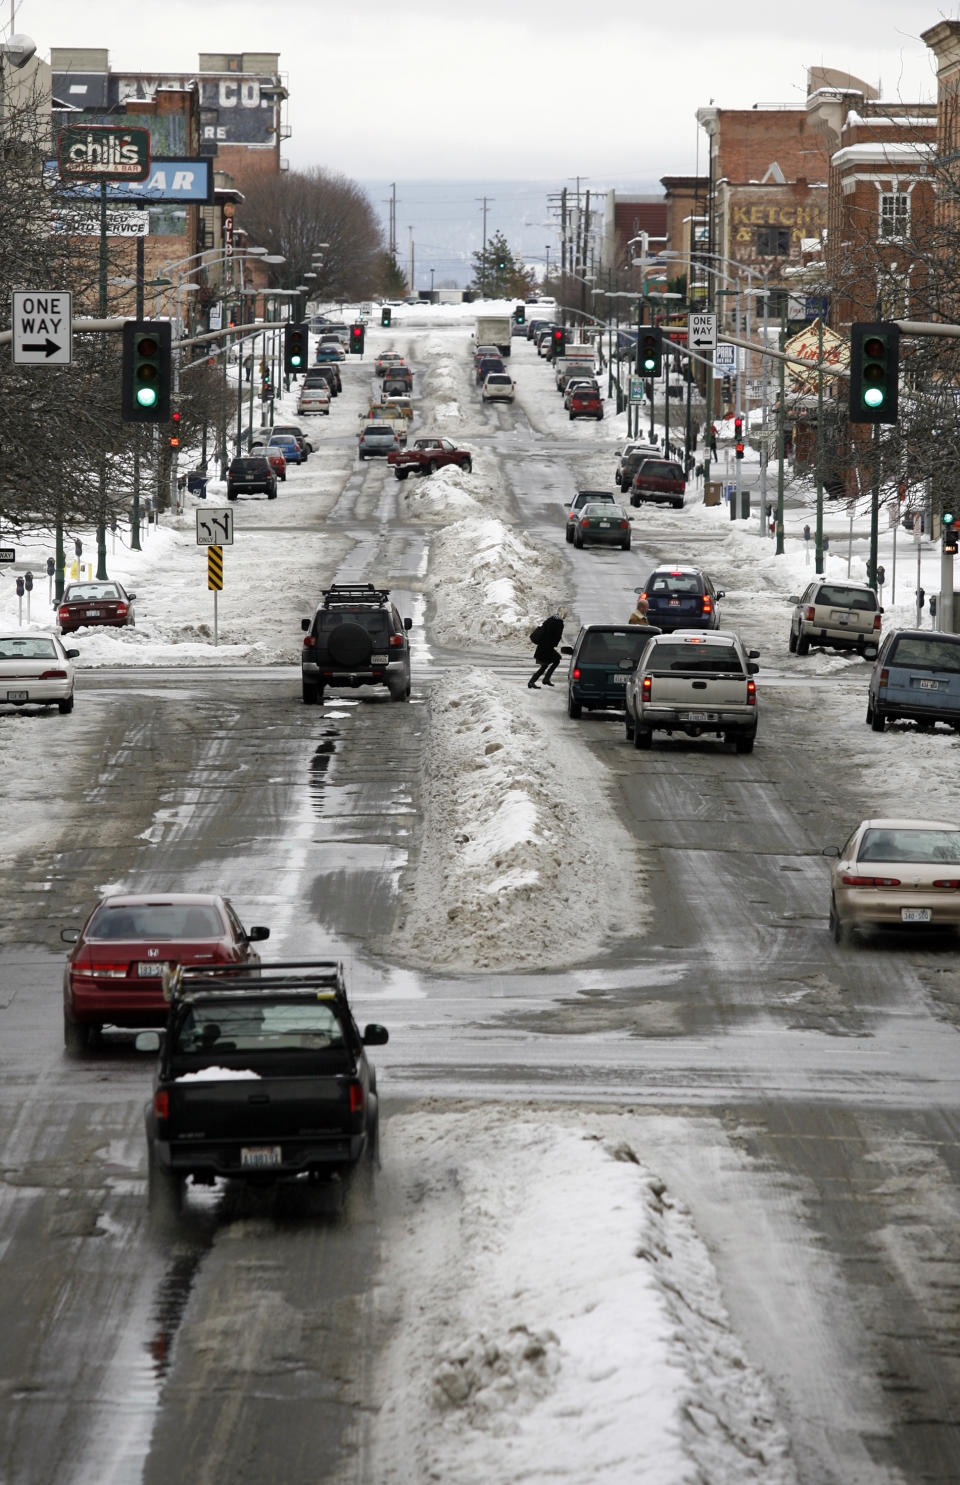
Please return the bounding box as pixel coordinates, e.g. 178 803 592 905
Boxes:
18 0 939 180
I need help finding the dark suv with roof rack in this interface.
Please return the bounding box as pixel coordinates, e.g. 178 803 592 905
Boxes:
300 584 412 704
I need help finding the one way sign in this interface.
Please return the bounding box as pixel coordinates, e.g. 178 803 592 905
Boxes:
687 312 717 354
11 291 73 366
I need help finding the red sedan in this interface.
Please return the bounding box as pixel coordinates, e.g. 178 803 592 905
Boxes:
58 581 136 635
61 893 270 1053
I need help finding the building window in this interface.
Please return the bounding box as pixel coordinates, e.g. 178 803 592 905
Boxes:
756 227 790 256
879 193 909 239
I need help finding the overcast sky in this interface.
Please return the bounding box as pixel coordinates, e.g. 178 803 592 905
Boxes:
17 0 940 181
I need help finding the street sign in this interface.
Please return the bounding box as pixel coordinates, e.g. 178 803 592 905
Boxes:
0 548 15 563
51 208 149 237
58 125 151 182
196 509 234 547
629 376 645 404
207 545 223 591
11 291 72 366
713 342 738 371
687 312 717 353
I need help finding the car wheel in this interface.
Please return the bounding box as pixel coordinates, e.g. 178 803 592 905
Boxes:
865 699 875 725
58 692 74 715
633 727 653 750
148 1145 184 1227
624 709 635 740
796 634 810 656
630 494 639 507
734 734 755 754
565 527 574 543
788 628 798 654
63 1011 92 1056
567 695 582 719
574 532 583 548
621 538 631 551
461 458 472 472
672 499 684 509
281 473 287 482
569 412 575 421
597 412 604 420
395 469 409 480
227 492 237 501
828 895 847 946
302 680 320 705
427 461 438 475
268 490 277 500
870 707 885 733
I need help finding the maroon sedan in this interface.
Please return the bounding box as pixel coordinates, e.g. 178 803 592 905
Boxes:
58 581 136 635
61 893 270 1053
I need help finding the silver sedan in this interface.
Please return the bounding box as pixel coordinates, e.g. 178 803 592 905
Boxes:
0 631 79 713
825 817 960 942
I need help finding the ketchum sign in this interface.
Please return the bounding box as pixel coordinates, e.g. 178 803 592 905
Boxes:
58 125 151 181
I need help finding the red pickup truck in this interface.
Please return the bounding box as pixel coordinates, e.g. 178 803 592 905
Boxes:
388 437 473 480
627 458 686 510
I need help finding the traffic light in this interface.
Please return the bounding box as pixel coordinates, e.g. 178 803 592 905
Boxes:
121 320 171 422
849 321 899 425
735 415 744 459
284 322 307 374
169 410 181 450
381 307 392 327
552 327 566 356
515 304 525 326
944 511 958 555
496 255 507 271
350 324 365 354
637 326 662 377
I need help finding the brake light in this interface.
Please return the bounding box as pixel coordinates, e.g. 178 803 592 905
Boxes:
878 667 888 689
873 614 882 630
572 666 581 681
620 521 629 530
116 604 128 617
71 963 128 978
302 634 316 649
582 519 591 528
841 874 902 887
804 606 816 621
153 1091 169 1120
642 675 652 699
39 669 68 680
349 1082 364 1114
746 679 756 706
58 606 70 620
933 879 960 889
701 596 712 614
389 633 404 648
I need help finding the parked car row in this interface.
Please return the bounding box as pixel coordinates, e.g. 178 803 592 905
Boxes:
614 441 687 507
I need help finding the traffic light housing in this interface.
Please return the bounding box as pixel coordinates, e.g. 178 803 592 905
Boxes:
552 327 566 357
284 322 307 374
169 410 181 450
121 320 171 422
496 256 507 271
381 307 392 327
735 415 744 459
350 324 365 354
944 511 958 555
849 321 899 425
515 304 525 326
637 326 662 377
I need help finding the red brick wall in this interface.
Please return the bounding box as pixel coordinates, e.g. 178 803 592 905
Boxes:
715 110 830 185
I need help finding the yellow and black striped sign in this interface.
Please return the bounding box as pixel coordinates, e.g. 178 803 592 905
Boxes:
207 544 223 590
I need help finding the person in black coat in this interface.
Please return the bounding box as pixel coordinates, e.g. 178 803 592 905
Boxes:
528 607 567 688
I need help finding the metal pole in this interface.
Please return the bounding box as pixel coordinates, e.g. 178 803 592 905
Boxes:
663 351 670 451
815 316 825 574
891 506 898 604
775 304 786 555
759 279 769 535
916 532 922 627
868 423 880 590
734 286 742 519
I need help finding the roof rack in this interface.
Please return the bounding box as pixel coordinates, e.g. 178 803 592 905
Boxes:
168 959 347 1002
321 583 390 607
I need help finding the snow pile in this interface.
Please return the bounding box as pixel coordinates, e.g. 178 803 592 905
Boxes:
398 463 485 521
425 517 571 651
392 671 644 970
370 1110 798 1485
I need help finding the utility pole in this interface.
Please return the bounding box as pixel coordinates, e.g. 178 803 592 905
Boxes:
408 226 414 295
560 188 568 279
385 183 397 257
476 196 493 295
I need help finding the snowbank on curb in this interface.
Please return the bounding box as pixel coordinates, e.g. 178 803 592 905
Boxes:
425 517 573 651
392 671 644 970
371 1110 798 1485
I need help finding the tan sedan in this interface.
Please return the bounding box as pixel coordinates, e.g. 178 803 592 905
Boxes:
825 817 960 942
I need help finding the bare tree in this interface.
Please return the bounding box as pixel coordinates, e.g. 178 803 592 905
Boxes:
236 168 383 300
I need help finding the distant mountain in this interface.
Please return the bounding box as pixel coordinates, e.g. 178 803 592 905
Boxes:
361 177 661 290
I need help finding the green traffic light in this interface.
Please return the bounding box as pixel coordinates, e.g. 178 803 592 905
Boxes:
136 385 158 408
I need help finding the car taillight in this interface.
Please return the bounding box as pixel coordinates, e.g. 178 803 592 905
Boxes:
878 667 888 689
873 614 882 630
804 606 816 621
582 519 591 528
746 679 756 706
349 1082 364 1114
153 1091 169 1120
116 604 128 617
702 596 712 614
58 606 70 620
71 963 128 978
841 874 901 887
389 633 404 647
39 669 68 680
620 521 629 530
642 676 652 699
302 634 316 649
933 879 960 889
572 666 582 681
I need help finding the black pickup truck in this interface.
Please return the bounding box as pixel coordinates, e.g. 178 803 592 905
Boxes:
139 961 388 1220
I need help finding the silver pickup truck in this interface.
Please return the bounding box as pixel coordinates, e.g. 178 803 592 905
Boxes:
624 630 760 753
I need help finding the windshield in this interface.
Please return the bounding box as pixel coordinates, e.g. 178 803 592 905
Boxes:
858 828 960 864
88 902 224 940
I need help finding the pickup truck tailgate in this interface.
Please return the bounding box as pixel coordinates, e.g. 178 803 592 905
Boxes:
645 672 750 709
169 1071 354 1141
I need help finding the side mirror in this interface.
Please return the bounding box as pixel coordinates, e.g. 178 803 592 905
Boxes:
127 593 137 602
60 927 80 944
748 649 760 659
65 649 80 659
248 925 270 941
633 587 645 595
788 595 800 605
748 662 760 674
404 617 413 631
362 1023 389 1046
716 590 725 600
822 845 840 858
560 645 574 656
135 1030 162 1054
301 618 311 632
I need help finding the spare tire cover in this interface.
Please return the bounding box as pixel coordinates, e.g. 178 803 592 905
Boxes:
327 622 374 667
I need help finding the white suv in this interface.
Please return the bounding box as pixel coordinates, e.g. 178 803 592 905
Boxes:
788 580 882 658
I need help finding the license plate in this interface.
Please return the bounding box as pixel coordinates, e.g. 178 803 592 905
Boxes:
613 673 629 685
669 600 681 606
242 1146 282 1168
832 612 851 624
371 653 389 665
681 711 717 722
918 679 940 690
86 609 101 617
138 961 168 976
6 690 27 701
597 521 611 528
902 908 932 923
